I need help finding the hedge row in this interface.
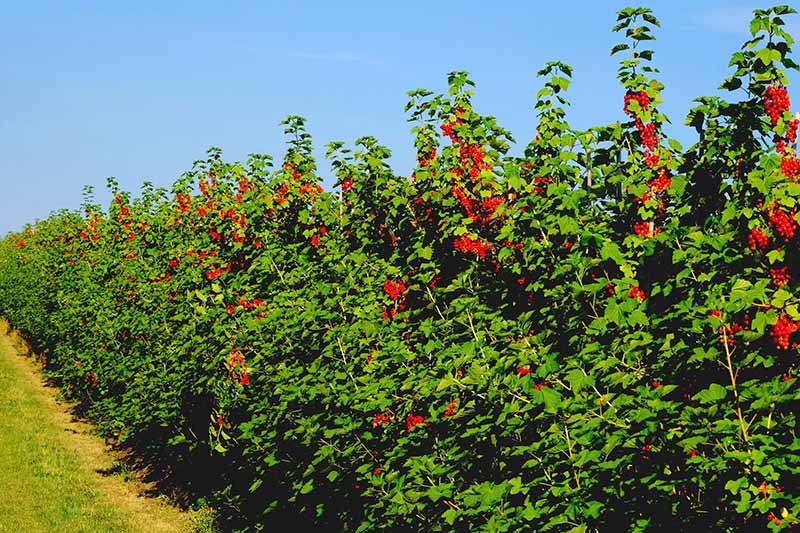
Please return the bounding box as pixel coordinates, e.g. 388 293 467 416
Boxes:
1 6 799 531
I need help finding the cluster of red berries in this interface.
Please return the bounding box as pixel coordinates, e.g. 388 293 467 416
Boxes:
520 162 553 194
516 366 531 376
238 298 265 310
227 347 246 369
634 221 662 238
454 235 492 258
639 122 658 153
532 381 551 391
643 151 659 169
770 266 792 287
764 85 800 184
187 249 217 259
283 162 303 181
443 400 457 418
372 412 391 427
640 444 653 461
456 144 491 178
176 193 192 214
441 107 466 135
152 272 172 283
273 182 289 204
502 240 524 252
770 314 798 350
624 90 660 168
406 413 426 432
769 207 797 241
748 228 769 251
623 90 649 115
114 199 139 242
381 306 397 320
298 182 323 197
204 262 230 280
441 108 498 231
633 221 650 238
788 118 799 143
624 91 668 239
451 186 479 223
237 176 253 194
764 84 790 126
77 217 101 242
632 175 670 211
781 154 800 180
718 323 743 347
442 104 504 225
532 175 553 196
628 286 646 302
198 179 210 197
383 279 407 302
417 147 437 167
205 268 223 280
766 513 782 526
217 207 247 224
227 298 266 316
227 348 250 385
648 172 672 193
482 197 503 219
308 226 327 249
440 120 462 141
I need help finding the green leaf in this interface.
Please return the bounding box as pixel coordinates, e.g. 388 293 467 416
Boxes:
604 301 622 326
541 387 562 413
750 17 765 36
771 289 792 308
566 368 589 394
600 240 624 265
756 48 775 65
299 479 314 494
693 383 727 404
725 478 743 495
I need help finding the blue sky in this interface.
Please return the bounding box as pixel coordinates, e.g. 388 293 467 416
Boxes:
2 1 799 235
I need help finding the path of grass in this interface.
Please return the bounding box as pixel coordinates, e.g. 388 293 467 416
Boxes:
0 320 197 533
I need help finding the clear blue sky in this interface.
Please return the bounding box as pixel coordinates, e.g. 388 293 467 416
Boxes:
2 1 799 235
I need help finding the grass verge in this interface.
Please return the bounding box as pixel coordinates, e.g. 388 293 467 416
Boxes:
0 319 200 532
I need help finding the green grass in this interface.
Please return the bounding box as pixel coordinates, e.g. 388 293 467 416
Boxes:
0 328 188 533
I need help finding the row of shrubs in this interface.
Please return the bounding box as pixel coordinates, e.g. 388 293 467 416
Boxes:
1 6 798 531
